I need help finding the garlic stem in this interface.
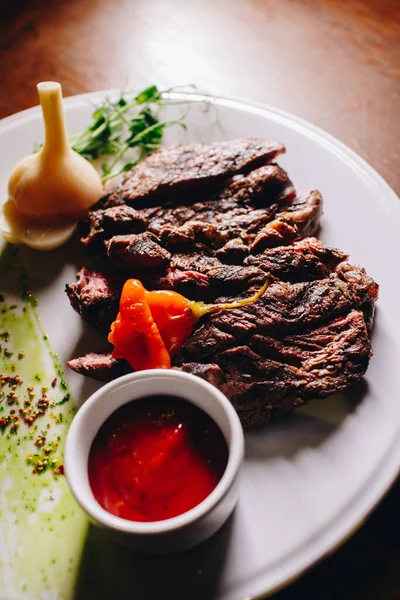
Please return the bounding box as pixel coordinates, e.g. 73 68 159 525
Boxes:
37 82 70 157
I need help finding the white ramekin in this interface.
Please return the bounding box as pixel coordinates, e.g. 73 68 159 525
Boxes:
65 370 244 554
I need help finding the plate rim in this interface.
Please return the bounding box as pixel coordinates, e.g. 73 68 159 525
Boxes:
2 88 399 214
1 89 400 599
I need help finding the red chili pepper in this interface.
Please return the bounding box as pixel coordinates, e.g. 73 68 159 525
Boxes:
144 289 195 356
108 279 171 370
109 278 270 372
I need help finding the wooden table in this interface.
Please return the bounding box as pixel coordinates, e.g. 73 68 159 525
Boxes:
1 1 400 598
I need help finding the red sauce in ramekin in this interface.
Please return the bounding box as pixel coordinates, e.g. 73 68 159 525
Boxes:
88 396 228 522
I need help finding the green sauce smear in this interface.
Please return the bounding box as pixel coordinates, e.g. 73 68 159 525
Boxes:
0 246 87 599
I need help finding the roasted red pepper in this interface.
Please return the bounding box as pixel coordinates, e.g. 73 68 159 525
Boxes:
109 278 270 372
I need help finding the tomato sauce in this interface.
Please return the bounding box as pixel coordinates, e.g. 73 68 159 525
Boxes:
88 396 228 522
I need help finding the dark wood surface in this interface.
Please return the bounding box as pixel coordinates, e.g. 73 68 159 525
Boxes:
1 1 400 598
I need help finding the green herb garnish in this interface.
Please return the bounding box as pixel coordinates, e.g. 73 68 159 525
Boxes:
68 85 188 183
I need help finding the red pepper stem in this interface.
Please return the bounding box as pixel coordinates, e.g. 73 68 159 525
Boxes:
188 276 271 320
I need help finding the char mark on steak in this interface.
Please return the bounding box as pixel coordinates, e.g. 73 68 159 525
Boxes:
98 139 286 208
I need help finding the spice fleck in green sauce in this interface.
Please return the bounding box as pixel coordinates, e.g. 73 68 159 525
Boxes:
0 246 87 599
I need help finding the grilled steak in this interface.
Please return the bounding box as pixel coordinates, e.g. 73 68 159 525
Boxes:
181 264 377 339
145 164 295 238
80 205 147 249
152 237 346 301
246 190 322 252
65 267 125 335
82 164 297 253
245 237 347 282
67 237 345 331
67 353 131 382
99 139 285 208
66 139 378 428
67 238 378 428
105 232 171 271
174 267 377 359
179 309 371 428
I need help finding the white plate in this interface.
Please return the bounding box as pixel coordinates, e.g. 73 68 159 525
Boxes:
1 91 400 600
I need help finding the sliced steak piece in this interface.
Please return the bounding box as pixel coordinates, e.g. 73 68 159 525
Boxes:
215 264 378 335
65 267 124 334
80 205 147 249
153 238 348 301
145 164 295 236
216 238 249 264
245 237 347 282
82 161 304 258
160 220 225 249
227 163 295 207
247 219 300 253
152 165 296 250
71 307 372 413
249 310 371 381
66 239 377 339
154 265 266 302
278 189 323 238
179 359 297 428
150 269 211 300
179 309 372 428
174 263 378 363
247 190 322 252
101 139 286 207
105 232 171 271
155 186 321 256
169 253 223 273
67 352 131 381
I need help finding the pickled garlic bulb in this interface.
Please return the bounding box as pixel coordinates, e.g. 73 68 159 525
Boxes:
0 82 102 250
